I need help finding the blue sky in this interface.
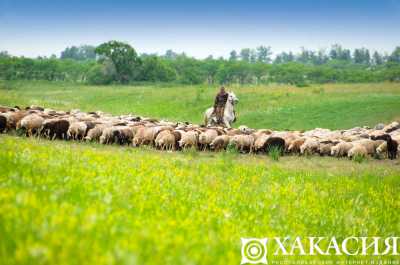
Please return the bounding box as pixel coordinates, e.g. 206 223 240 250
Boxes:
0 0 399 58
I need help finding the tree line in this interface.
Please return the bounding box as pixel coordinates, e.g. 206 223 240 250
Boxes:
0 41 399 86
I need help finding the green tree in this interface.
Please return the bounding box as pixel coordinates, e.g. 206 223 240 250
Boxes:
61 45 96 60
95 41 141 83
388 46 400 63
240 48 251 62
229 50 238 61
256 46 272 63
372 51 384 65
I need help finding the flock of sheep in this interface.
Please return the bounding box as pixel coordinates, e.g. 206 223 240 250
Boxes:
0 105 399 160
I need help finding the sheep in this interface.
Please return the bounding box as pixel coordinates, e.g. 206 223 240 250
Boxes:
113 126 134 145
352 139 383 156
67 121 87 140
198 129 219 150
41 119 70 140
318 142 334 156
348 144 368 159
7 110 28 130
376 141 387 157
330 141 353 157
99 127 115 144
84 125 106 142
17 114 44 137
253 134 270 153
155 130 176 151
287 138 306 154
261 137 285 155
229 134 254 153
179 130 199 149
371 134 398 160
238 125 254 134
300 138 319 155
210 135 230 151
0 114 7 133
133 126 174 147
383 121 400 133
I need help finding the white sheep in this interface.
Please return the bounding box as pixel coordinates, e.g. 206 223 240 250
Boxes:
198 129 219 150
17 113 44 137
348 144 368 159
300 138 319 155
330 141 353 157
179 130 199 149
67 121 87 140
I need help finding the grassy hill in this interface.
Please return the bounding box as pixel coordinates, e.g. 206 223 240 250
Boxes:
1 80 400 130
0 135 399 265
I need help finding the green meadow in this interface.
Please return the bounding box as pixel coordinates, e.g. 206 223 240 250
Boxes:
0 81 400 264
1 80 400 130
0 135 399 264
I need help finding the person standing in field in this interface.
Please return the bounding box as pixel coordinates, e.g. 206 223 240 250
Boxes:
213 86 229 124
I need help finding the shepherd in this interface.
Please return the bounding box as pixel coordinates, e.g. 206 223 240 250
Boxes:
213 87 229 124
204 87 238 128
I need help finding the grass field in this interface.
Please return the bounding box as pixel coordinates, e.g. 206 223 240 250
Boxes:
1 80 400 130
0 135 399 264
1 81 400 264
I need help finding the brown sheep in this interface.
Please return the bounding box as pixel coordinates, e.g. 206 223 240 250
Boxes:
0 114 7 133
288 138 306 154
40 119 70 140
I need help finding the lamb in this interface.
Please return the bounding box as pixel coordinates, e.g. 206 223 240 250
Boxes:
210 135 230 151
330 141 353 157
229 134 254 153
67 121 87 140
17 113 44 137
348 144 368 159
371 134 398 160
155 130 176 151
198 129 219 150
179 130 199 149
300 138 319 155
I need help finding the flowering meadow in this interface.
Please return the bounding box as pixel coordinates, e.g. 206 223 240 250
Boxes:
0 135 399 264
